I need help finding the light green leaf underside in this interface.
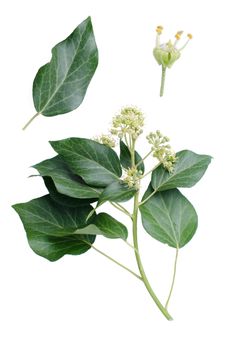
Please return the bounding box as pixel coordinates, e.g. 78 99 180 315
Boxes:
151 150 212 191
33 17 98 116
50 138 122 187
140 186 198 248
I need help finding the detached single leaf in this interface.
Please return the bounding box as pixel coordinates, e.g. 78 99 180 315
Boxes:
151 150 212 191
140 186 198 248
97 181 136 206
50 138 122 187
33 155 102 199
43 177 97 207
33 17 98 117
12 195 96 261
120 140 145 174
75 213 128 239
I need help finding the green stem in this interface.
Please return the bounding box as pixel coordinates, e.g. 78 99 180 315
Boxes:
136 150 153 168
132 190 173 320
130 138 135 167
89 243 142 280
22 112 40 130
160 66 166 97
139 162 161 180
110 202 132 219
165 247 179 310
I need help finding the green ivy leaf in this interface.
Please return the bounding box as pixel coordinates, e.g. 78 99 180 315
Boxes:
74 213 128 239
33 17 98 117
12 196 96 261
33 155 102 199
151 150 212 192
139 186 198 248
43 177 97 207
120 140 145 174
97 181 136 207
50 138 122 187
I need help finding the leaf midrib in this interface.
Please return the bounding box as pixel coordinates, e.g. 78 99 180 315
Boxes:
39 24 87 114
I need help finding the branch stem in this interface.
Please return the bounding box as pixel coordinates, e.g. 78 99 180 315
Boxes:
22 112 40 130
132 190 173 320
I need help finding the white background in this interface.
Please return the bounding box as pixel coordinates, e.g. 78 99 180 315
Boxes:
1 0 231 349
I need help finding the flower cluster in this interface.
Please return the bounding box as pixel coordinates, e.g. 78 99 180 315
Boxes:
153 26 192 68
122 167 142 189
146 130 177 172
93 134 116 148
111 106 144 140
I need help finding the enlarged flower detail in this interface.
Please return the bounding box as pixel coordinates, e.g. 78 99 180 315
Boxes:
147 130 177 172
111 106 144 140
153 26 192 96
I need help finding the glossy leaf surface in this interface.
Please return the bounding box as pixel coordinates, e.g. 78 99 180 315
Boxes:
50 138 122 187
97 181 136 206
33 156 102 199
12 196 95 261
140 186 198 248
151 150 212 191
33 17 98 116
75 213 128 239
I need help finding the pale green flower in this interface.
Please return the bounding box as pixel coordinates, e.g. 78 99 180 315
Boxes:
93 134 116 148
111 106 144 140
147 130 177 173
122 167 142 189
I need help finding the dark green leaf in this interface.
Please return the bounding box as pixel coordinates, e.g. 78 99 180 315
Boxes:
140 186 198 248
12 196 96 261
120 140 145 174
50 138 122 187
97 181 136 206
74 213 128 239
33 17 98 117
43 177 97 207
33 155 102 199
151 150 212 192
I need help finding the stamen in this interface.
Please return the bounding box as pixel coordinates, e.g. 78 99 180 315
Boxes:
156 25 163 34
179 34 193 51
175 30 183 40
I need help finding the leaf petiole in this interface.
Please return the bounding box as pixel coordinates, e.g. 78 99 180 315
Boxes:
22 112 40 130
84 241 142 280
165 247 179 310
139 189 157 207
110 201 132 219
